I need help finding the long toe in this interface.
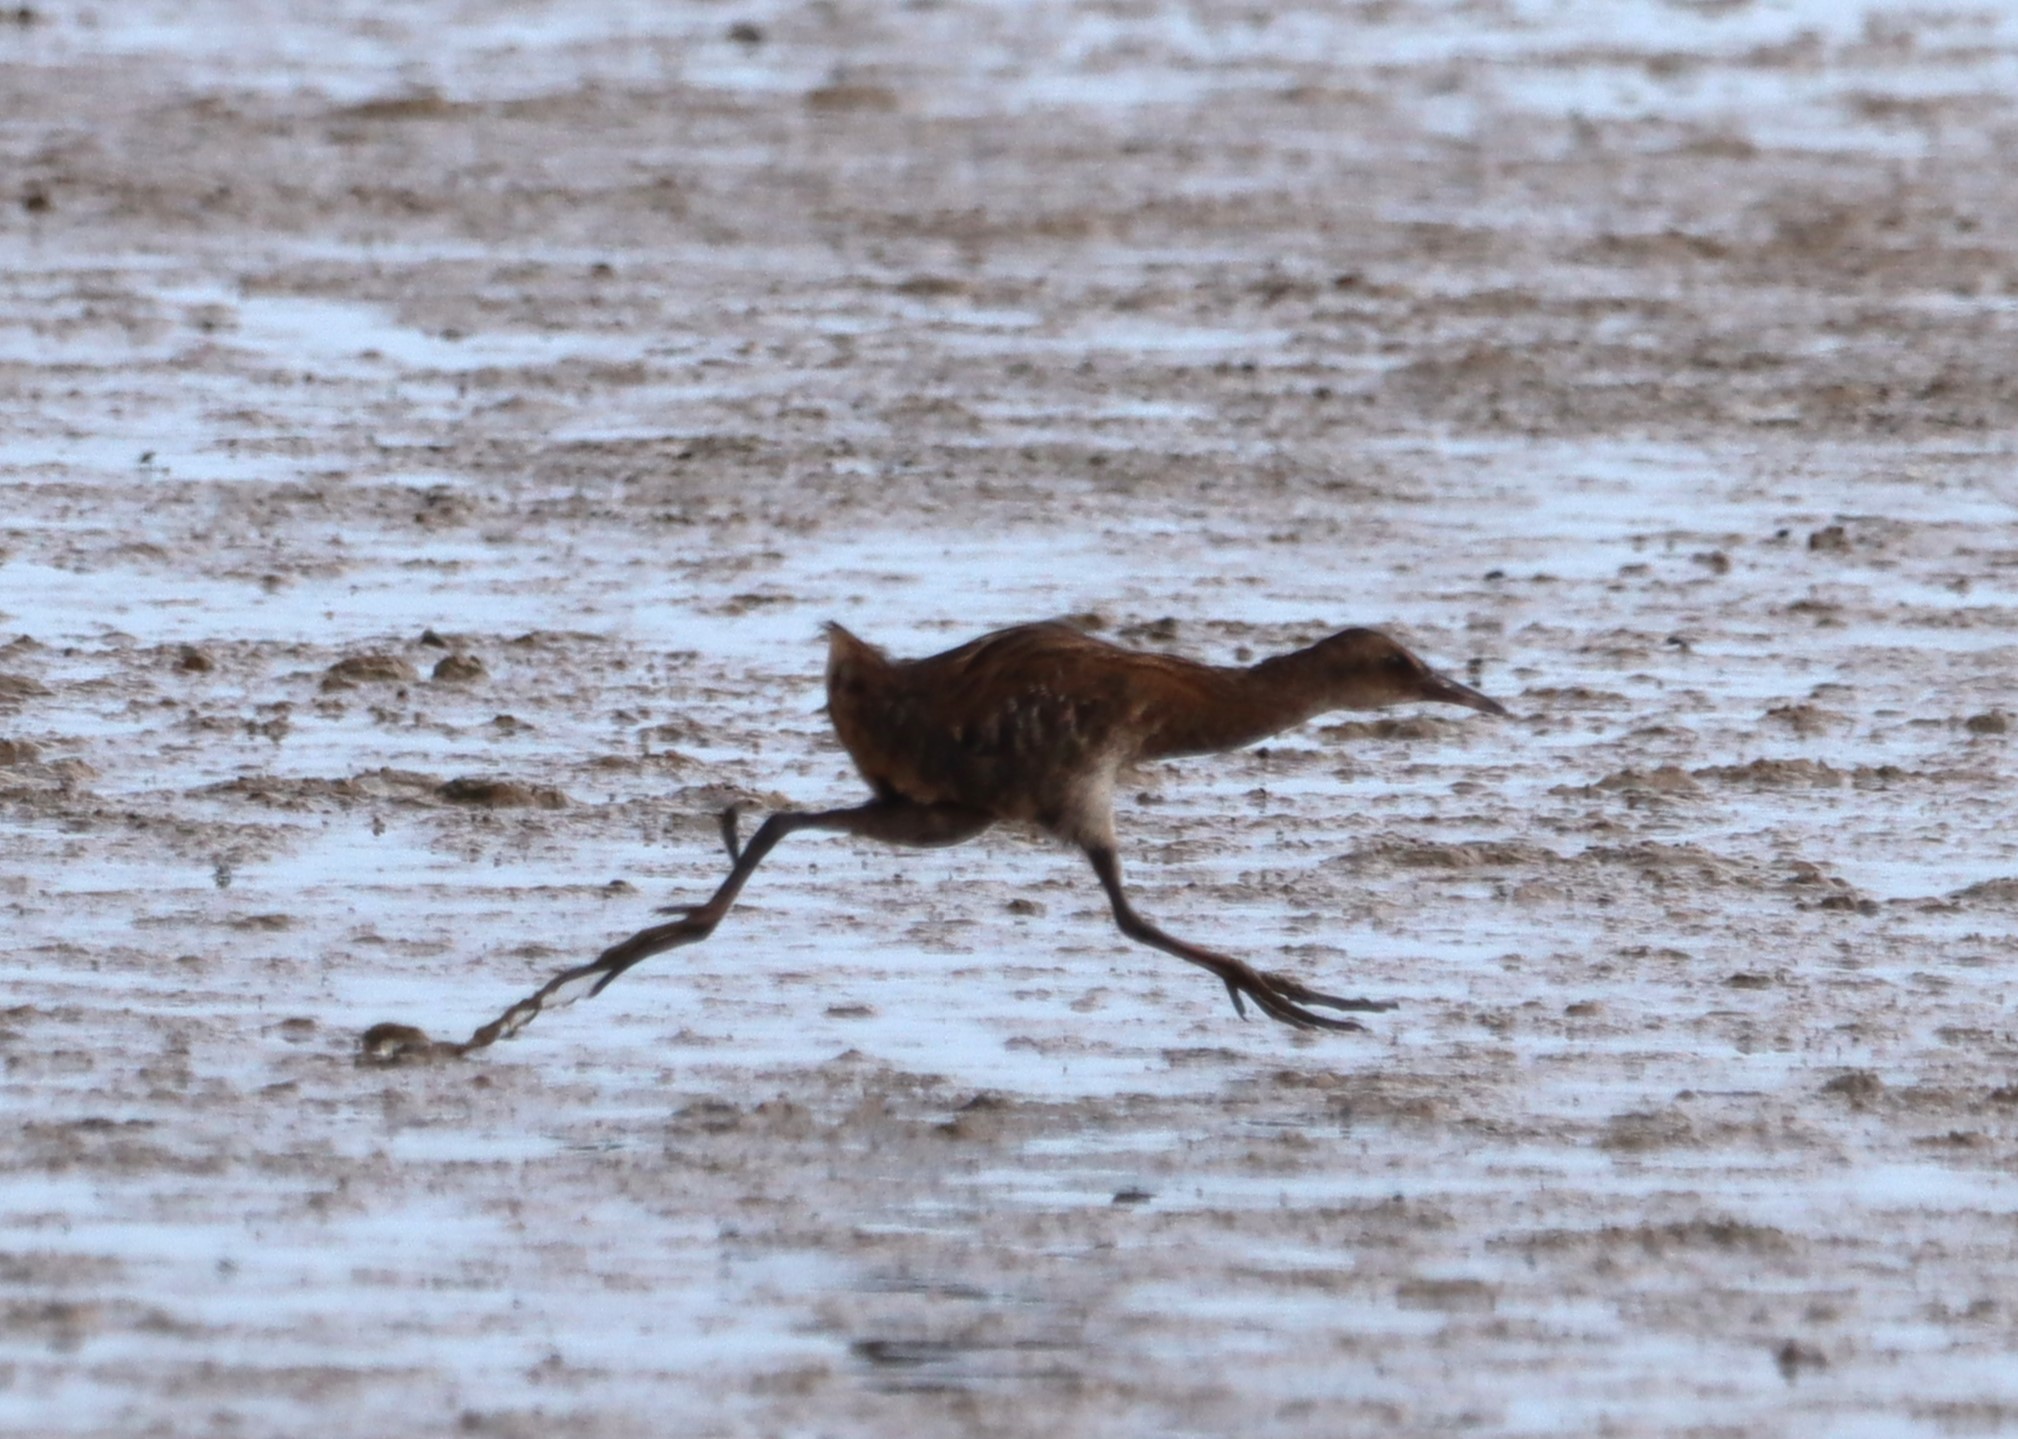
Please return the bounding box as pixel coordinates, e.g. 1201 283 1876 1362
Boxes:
1294 1010 1369 1032
1244 973 1375 1031
1265 972 1399 1014
1253 989 1368 1032
594 913 716 972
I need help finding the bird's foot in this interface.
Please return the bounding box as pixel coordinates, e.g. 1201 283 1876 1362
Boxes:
455 908 724 1052
1263 971 1399 1015
1217 961 1392 1032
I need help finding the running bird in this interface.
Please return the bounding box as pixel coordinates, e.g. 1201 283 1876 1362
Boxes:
387 620 1509 1058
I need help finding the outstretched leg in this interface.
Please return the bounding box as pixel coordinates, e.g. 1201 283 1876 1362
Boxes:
455 799 992 1051
1084 844 1396 1032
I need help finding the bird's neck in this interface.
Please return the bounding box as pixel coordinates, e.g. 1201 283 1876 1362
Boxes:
1141 648 1337 759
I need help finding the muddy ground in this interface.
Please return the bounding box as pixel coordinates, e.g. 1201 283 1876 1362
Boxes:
4 1 2018 1434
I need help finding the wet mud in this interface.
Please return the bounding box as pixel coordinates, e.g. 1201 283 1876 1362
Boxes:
4 2 2018 1434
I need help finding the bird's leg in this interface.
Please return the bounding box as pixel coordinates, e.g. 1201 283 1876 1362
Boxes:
665 797 989 917
454 799 992 1053
1084 844 1396 1032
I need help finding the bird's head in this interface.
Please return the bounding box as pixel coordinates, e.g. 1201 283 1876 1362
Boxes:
1305 628 1509 716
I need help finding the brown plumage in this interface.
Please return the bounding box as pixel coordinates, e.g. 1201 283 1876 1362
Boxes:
826 621 1499 847
445 619 1510 1052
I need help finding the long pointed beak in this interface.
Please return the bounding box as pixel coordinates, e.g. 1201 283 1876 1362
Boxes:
1418 669 1510 717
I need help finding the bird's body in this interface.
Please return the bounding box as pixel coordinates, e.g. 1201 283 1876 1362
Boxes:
824 620 1495 848
440 619 1510 1053
825 620 1175 846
